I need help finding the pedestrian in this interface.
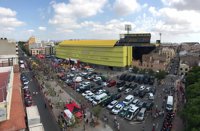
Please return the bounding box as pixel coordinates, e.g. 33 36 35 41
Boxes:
86 118 89 124
44 103 47 109
114 116 117 122
117 122 120 131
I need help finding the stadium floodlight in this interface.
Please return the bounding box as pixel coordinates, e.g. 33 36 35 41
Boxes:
159 33 162 43
125 24 132 34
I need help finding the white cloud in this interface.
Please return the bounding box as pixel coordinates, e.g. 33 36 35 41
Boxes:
0 17 24 27
0 7 24 37
52 0 107 18
38 26 46 31
49 0 107 32
161 0 200 11
113 0 141 16
148 7 200 35
0 7 16 16
27 29 35 33
82 19 135 35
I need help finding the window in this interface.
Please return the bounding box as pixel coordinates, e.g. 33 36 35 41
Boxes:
185 68 188 71
180 68 183 70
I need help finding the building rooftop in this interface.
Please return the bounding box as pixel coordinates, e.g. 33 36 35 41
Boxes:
0 72 9 102
0 39 16 55
0 73 26 131
59 40 117 47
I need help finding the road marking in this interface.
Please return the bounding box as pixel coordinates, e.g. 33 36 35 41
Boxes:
129 121 143 125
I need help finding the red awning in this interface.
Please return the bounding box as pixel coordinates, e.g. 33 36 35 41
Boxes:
75 112 82 119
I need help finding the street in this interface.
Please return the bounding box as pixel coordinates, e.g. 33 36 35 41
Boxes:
19 49 60 131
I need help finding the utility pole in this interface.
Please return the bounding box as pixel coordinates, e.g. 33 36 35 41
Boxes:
159 33 162 43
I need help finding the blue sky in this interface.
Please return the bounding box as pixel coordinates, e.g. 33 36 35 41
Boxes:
0 0 200 42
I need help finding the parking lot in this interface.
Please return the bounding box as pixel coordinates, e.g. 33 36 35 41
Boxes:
38 56 174 131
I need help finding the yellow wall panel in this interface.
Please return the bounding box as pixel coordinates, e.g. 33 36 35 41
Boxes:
56 45 132 67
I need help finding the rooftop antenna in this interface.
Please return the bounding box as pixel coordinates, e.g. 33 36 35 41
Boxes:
125 24 132 34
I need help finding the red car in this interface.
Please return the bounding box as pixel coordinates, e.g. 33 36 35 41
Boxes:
107 80 116 87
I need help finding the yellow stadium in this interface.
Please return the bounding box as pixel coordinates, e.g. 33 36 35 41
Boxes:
56 40 133 67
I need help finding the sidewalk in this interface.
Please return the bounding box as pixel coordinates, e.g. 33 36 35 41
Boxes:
37 75 113 131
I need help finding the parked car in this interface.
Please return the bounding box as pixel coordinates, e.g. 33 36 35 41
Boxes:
128 75 135 82
137 108 146 121
118 109 128 118
125 104 140 120
82 90 91 97
118 86 126 92
112 93 122 100
133 90 139 96
107 100 118 110
123 95 134 105
124 88 132 94
150 87 156 94
131 83 138 90
116 81 126 87
101 96 113 107
139 85 145 91
132 99 140 105
111 102 125 115
119 74 126 80
25 99 32 107
124 75 131 81
107 80 116 87
137 101 147 108
91 86 104 93
139 91 146 98
148 93 154 100
146 101 154 111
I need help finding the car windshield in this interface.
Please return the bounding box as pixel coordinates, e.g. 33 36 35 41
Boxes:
124 99 130 103
126 111 132 117
138 112 143 117
114 105 121 110
166 104 173 108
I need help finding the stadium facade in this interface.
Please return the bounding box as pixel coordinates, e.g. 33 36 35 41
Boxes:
56 40 132 67
55 33 156 68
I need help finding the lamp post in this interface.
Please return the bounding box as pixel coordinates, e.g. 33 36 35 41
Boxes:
81 102 86 131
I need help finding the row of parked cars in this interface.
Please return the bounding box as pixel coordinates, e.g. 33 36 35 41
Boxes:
119 73 154 85
21 73 32 107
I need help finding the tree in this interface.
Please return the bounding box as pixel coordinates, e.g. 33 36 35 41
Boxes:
155 70 167 80
132 66 139 73
181 66 200 131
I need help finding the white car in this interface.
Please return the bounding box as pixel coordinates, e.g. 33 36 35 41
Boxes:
132 99 140 105
82 90 91 97
124 88 132 94
85 92 94 100
88 95 95 102
93 77 102 82
23 86 29 89
111 102 125 115
139 85 145 91
123 95 134 105
23 80 29 85
148 93 154 100
145 87 151 93
107 100 118 110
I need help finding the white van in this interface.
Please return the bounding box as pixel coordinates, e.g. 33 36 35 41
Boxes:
92 93 108 105
166 96 173 111
137 108 146 121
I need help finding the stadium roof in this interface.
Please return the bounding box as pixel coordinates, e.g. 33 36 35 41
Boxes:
59 40 117 47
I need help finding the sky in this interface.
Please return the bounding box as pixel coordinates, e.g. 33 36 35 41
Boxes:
0 0 200 42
